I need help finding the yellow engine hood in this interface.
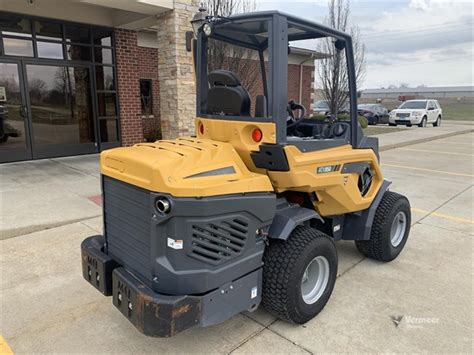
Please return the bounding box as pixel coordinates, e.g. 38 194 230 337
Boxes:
100 137 273 197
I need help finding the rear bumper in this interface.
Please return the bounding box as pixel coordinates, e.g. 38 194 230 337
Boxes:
81 235 262 337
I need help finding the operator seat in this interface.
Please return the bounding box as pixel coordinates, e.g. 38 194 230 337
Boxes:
207 70 251 116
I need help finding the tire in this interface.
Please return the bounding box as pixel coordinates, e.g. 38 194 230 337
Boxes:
0 134 8 143
374 116 379 125
355 191 411 262
262 226 337 324
433 116 441 127
389 123 396 127
418 116 427 128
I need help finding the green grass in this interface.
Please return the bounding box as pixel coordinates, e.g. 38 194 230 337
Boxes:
358 98 474 121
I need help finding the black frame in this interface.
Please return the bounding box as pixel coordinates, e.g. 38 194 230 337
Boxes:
0 11 120 163
196 11 359 147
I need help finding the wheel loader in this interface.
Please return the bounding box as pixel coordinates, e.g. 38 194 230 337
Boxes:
81 10 411 337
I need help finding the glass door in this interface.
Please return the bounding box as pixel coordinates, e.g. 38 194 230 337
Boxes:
24 63 98 159
0 60 31 163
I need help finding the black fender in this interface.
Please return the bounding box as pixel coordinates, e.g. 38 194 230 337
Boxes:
267 199 323 241
340 179 392 241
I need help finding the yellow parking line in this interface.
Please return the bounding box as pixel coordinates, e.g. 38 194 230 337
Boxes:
411 208 474 225
0 336 13 355
383 163 474 178
398 148 474 157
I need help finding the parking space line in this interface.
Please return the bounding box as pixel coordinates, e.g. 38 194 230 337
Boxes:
0 336 13 355
411 208 473 225
398 148 474 157
383 163 474 177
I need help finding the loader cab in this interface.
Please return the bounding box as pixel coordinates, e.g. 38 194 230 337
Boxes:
193 11 362 154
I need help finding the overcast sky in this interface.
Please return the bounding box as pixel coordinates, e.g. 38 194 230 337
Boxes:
259 0 473 89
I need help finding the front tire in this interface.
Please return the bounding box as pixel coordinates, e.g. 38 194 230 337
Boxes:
418 116 427 127
355 191 411 262
262 226 337 324
433 116 441 127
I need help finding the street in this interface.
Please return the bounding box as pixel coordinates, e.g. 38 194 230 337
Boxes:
1 131 473 353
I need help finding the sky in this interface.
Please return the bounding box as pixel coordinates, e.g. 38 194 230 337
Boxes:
258 0 473 89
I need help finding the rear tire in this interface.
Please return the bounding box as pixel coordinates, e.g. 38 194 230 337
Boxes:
262 226 337 324
0 134 8 143
418 116 427 127
355 191 411 262
433 116 441 127
389 123 396 127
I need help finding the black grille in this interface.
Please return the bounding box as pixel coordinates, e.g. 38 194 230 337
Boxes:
189 218 249 265
103 176 152 282
396 113 410 118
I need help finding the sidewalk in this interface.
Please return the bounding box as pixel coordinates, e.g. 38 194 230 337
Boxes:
1 122 472 240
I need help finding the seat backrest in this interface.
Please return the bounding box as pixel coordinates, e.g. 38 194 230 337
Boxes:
207 70 251 116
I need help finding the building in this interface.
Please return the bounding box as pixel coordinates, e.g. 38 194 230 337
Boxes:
0 1 316 164
361 86 474 100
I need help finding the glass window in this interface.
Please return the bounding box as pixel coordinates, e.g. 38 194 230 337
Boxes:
97 93 117 117
3 37 34 56
34 20 62 41
93 29 112 46
67 44 92 61
65 25 90 44
399 101 427 109
26 64 94 146
140 79 153 115
99 119 118 142
0 14 32 37
94 47 113 64
96 66 115 91
37 41 64 59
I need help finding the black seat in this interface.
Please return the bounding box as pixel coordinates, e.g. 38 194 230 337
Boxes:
207 70 251 116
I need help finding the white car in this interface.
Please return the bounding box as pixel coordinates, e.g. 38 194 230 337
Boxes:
389 100 442 127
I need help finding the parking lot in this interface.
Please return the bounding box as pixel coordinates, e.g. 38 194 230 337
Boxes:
1 131 473 353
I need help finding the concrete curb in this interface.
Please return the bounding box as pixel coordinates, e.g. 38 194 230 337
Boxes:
380 128 474 151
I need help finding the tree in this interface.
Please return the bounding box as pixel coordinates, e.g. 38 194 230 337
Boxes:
204 0 260 93
317 0 365 115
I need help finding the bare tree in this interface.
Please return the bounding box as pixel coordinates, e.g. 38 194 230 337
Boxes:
204 0 260 93
317 0 365 115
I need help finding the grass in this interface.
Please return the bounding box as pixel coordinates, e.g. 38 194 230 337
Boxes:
363 126 407 136
358 98 474 121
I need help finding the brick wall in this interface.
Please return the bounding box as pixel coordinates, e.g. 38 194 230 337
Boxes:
137 46 161 141
288 64 314 115
244 62 315 116
114 29 161 146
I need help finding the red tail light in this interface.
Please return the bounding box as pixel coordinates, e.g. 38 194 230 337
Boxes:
252 128 263 142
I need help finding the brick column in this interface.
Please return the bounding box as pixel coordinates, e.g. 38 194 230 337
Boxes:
114 29 144 146
156 0 198 139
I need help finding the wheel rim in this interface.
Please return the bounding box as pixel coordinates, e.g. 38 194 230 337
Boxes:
301 256 330 305
390 211 407 247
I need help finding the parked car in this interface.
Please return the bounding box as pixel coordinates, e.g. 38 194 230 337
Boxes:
312 100 350 115
357 103 389 125
389 100 442 127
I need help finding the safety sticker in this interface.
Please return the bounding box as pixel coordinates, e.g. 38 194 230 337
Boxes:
167 238 183 250
251 286 258 299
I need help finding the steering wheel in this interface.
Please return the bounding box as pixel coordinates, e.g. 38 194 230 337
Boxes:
328 121 349 138
286 100 306 125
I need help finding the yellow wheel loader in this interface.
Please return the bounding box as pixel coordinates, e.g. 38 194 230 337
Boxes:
81 9 411 337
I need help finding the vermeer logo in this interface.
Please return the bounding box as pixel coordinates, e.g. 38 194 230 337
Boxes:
390 315 403 327
391 315 439 328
